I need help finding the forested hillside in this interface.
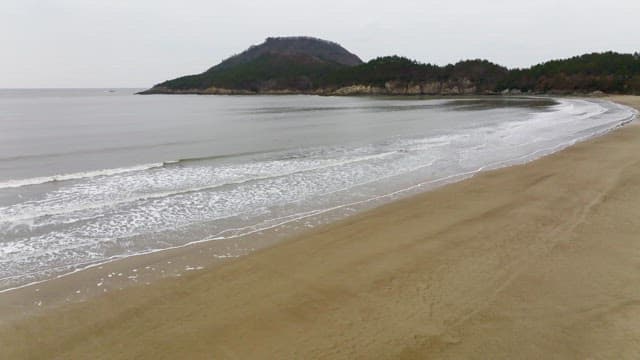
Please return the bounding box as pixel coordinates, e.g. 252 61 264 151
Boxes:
141 37 640 95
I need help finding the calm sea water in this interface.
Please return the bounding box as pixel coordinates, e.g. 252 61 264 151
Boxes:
0 89 635 291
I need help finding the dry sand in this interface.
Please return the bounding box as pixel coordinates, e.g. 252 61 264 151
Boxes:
2 96 640 359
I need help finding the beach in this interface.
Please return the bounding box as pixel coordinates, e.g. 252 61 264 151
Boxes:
1 95 640 359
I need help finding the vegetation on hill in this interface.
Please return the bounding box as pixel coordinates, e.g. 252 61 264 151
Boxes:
152 37 362 92
157 53 344 91
212 36 363 70
498 52 640 94
319 56 508 90
142 37 640 95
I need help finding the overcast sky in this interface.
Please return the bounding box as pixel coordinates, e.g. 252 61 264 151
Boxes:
2 0 638 88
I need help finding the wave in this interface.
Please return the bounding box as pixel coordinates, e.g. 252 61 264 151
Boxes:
165 149 278 165
0 137 227 163
0 163 165 189
0 148 292 190
0 151 399 223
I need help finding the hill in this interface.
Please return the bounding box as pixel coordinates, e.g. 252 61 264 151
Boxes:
141 37 363 94
140 37 640 95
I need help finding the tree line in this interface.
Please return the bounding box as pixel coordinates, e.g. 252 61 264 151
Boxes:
156 51 640 94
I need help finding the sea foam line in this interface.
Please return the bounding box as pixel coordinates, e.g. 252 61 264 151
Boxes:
0 163 165 189
0 151 398 224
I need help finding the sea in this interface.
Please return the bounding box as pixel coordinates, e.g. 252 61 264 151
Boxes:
0 89 636 292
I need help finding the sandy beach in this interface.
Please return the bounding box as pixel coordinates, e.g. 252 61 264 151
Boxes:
2 95 639 359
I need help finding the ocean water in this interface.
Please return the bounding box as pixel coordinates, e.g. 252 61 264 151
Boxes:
0 89 636 291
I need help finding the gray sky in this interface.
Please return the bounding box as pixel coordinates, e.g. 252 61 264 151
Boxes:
2 0 638 88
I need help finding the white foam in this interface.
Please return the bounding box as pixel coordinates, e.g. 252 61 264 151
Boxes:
0 151 398 225
0 163 165 189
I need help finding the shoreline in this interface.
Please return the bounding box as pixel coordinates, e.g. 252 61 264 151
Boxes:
138 86 619 97
1 97 633 315
2 96 640 358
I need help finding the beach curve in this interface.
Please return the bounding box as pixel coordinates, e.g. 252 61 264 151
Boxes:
1 96 640 359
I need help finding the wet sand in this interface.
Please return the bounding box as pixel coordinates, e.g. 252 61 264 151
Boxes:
1 96 640 359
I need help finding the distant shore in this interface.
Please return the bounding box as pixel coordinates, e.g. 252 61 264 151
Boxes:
2 96 639 359
137 85 610 97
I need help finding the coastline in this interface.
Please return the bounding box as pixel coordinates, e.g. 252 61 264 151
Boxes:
137 85 610 97
2 95 639 359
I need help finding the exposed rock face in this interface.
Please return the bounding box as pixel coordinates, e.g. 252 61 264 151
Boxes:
144 80 485 96
330 80 479 96
331 85 385 95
